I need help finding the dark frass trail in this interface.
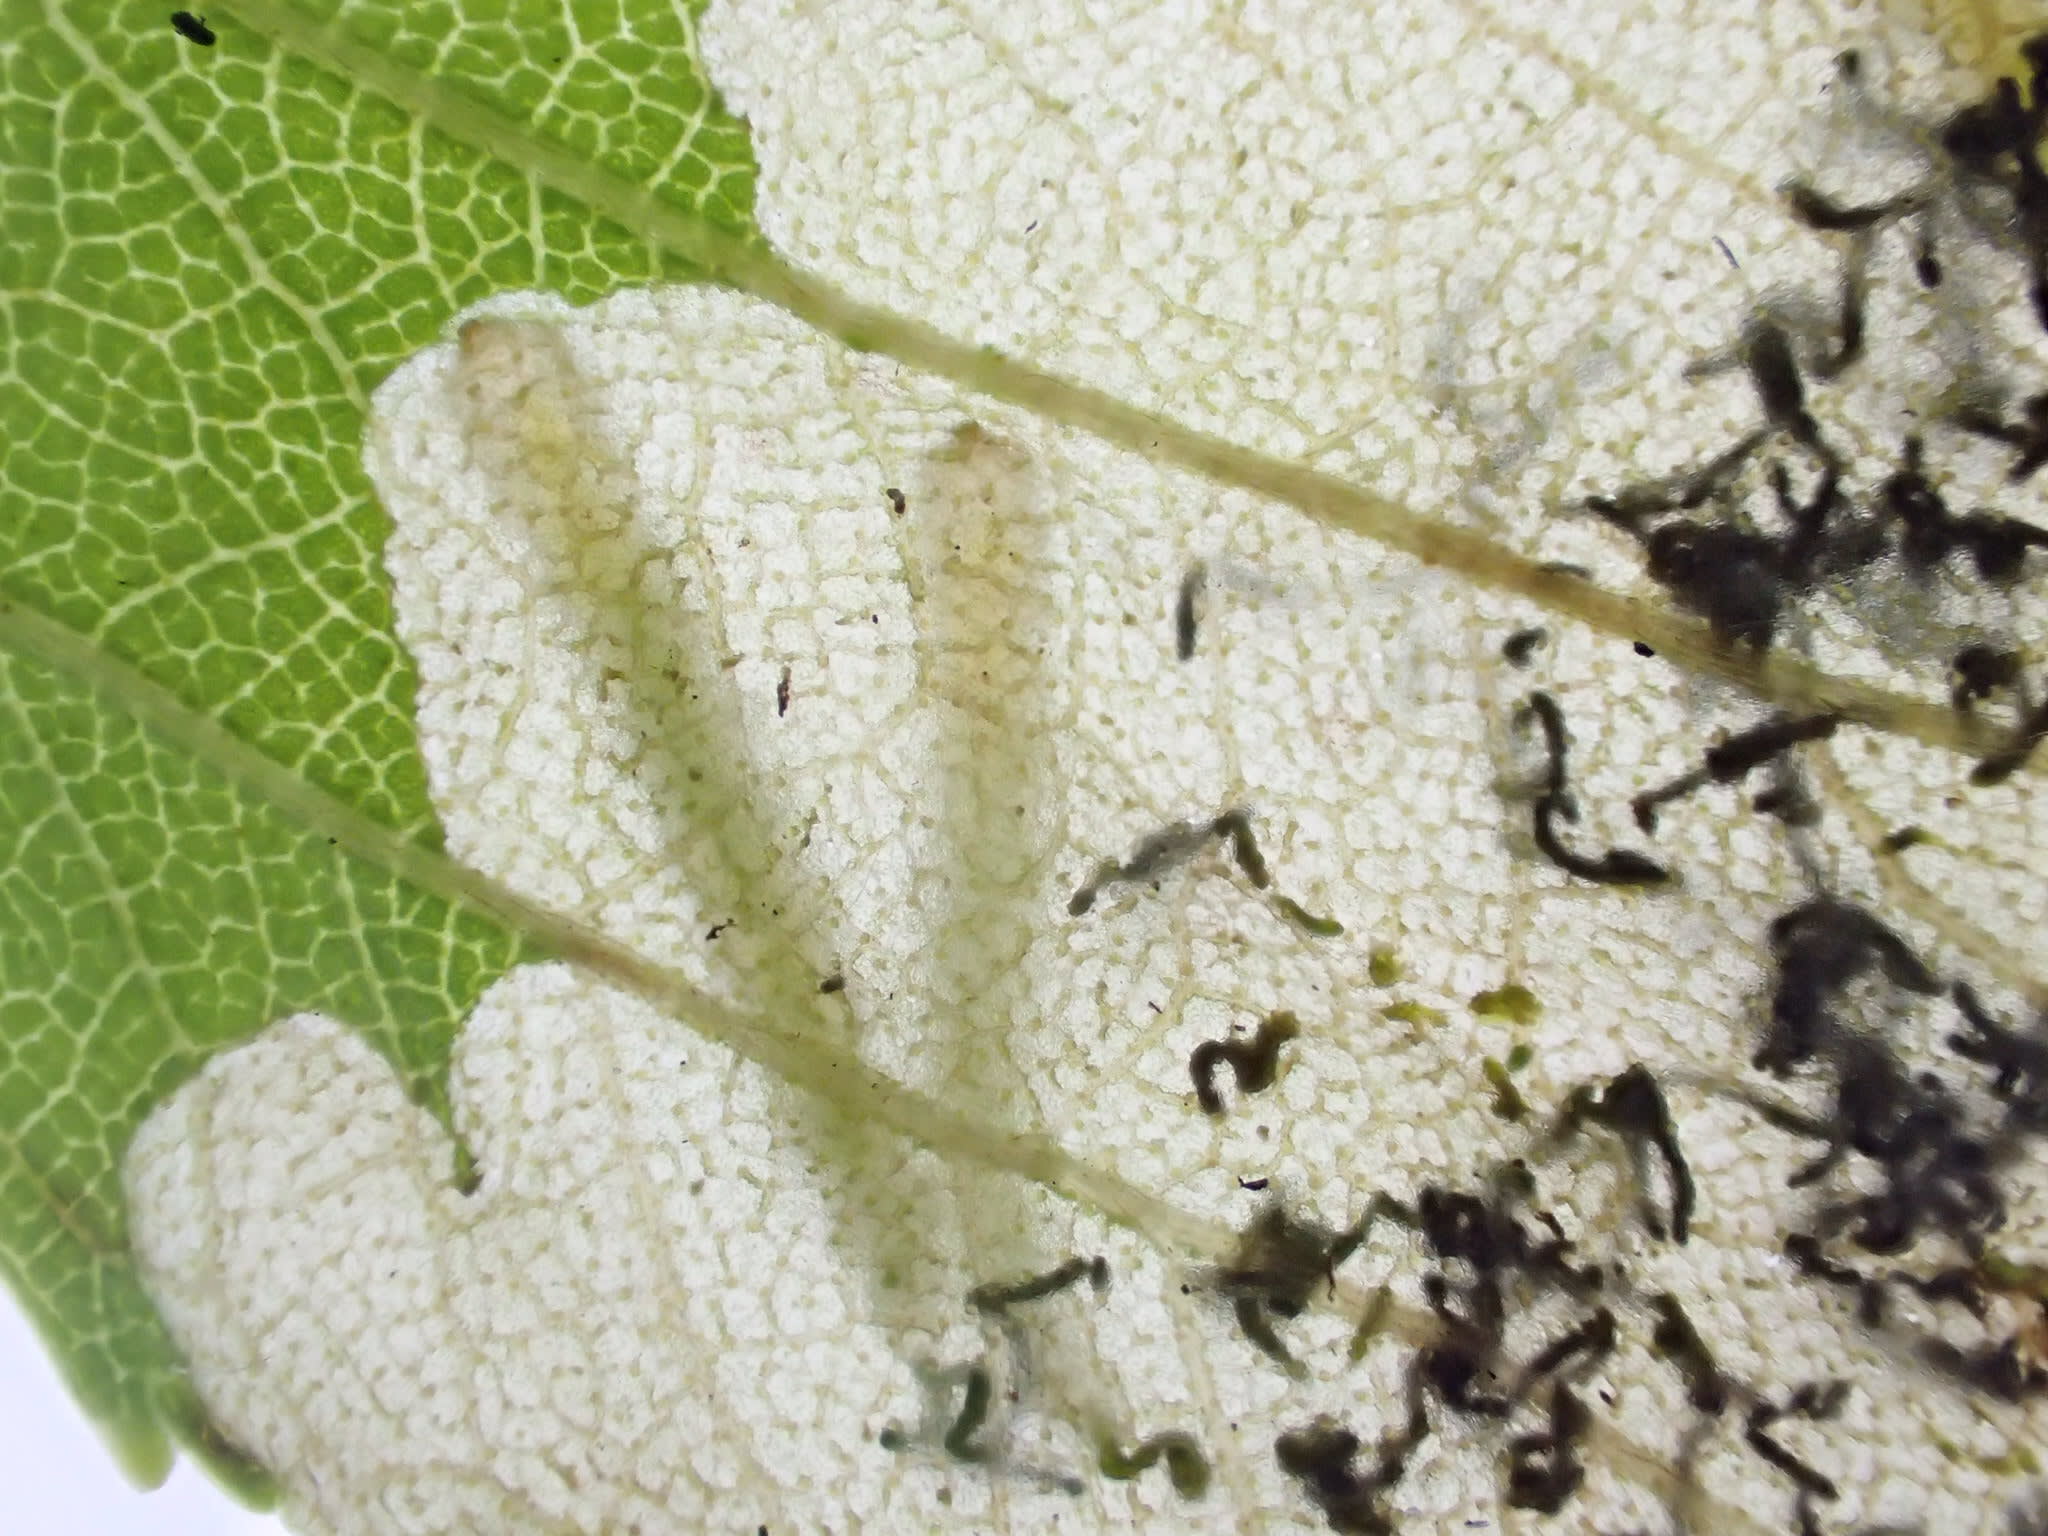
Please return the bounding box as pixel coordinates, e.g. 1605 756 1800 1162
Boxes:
1236 40 2048 1536
922 38 2044 1535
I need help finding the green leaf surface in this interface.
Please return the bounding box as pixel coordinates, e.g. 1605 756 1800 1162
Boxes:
0 0 754 1488
6 0 2048 1529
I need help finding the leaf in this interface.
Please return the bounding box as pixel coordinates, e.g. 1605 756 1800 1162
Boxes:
7 2 2048 1535
0 0 754 1490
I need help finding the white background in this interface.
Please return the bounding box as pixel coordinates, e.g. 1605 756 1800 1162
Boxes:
0 1290 284 1535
